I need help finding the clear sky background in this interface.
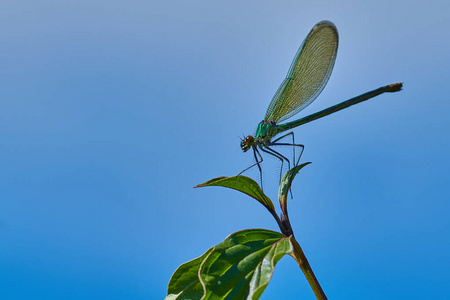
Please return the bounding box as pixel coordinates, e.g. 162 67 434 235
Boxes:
0 1 449 299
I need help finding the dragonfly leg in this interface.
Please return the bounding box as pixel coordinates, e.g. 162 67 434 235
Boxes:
261 145 295 199
271 142 305 166
238 147 264 188
254 147 263 188
270 131 304 166
260 145 290 184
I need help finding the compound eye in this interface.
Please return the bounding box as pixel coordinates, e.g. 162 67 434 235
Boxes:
240 136 254 152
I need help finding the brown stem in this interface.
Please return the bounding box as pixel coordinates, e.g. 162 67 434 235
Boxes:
290 237 327 300
269 209 288 235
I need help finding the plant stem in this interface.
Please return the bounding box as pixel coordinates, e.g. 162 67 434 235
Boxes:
290 237 327 300
269 209 287 235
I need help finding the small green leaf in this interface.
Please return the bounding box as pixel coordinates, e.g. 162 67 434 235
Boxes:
195 176 275 214
200 229 293 300
165 229 293 300
165 247 214 300
278 162 311 199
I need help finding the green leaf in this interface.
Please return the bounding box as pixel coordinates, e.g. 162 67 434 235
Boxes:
278 162 311 200
200 229 293 300
165 229 293 300
166 247 214 300
195 176 275 214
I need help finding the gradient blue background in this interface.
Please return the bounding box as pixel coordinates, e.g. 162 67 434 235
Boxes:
1 0 449 299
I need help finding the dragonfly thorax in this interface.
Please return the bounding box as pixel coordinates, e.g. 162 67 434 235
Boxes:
241 120 281 152
254 120 280 144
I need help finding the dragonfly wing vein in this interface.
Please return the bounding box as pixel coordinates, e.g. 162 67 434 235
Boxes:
265 20 339 123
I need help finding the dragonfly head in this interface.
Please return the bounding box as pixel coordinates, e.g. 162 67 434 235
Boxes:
240 135 255 152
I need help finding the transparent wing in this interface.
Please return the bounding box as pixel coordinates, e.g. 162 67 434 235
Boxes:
265 21 339 123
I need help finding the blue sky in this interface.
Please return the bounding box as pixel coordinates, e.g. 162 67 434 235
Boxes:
0 0 449 299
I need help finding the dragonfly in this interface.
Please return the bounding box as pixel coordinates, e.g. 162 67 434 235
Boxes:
240 20 402 185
